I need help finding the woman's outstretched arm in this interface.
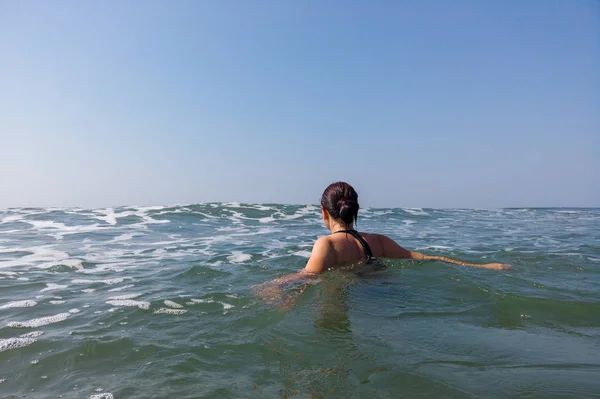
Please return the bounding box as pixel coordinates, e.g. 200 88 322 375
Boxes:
252 237 332 305
377 234 512 270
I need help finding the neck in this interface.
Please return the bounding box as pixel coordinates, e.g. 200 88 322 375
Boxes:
329 220 353 233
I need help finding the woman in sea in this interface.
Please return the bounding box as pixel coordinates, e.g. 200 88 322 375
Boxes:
256 181 511 300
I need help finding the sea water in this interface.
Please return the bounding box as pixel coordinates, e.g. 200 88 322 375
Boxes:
1 205 599 398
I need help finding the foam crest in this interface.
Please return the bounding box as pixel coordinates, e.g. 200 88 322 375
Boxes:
186 298 214 305
40 283 68 292
227 253 252 263
164 300 183 309
0 213 29 224
89 394 114 399
72 278 125 285
403 208 429 216
293 250 312 258
8 312 71 328
253 205 274 211
153 308 187 315
373 210 393 216
19 331 44 338
26 220 105 239
133 206 171 224
0 300 37 309
0 337 36 353
0 247 71 269
94 208 118 225
108 293 142 300
111 233 139 242
422 245 452 250
279 206 320 221
105 300 150 310
108 284 135 292
219 302 234 310
27 220 68 230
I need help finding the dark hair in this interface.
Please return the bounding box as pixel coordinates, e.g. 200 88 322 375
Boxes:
320 181 359 226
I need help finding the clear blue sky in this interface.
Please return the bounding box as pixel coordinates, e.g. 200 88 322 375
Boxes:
1 1 598 208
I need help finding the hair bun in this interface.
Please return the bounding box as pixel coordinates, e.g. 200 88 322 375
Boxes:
337 198 359 224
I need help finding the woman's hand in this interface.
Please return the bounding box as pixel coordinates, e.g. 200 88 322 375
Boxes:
252 282 285 304
481 263 513 270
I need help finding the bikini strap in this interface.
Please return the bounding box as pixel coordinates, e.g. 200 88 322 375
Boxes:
333 229 375 261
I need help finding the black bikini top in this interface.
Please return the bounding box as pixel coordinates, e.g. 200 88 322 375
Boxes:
333 229 376 263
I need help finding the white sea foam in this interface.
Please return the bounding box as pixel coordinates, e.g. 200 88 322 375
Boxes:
186 298 214 305
27 220 69 230
108 284 135 292
19 331 44 338
0 337 36 353
404 208 429 216
0 214 26 224
26 220 105 240
72 278 125 285
153 308 187 315
227 253 252 263
108 293 142 300
40 283 68 292
49 300 66 305
94 208 118 225
417 245 452 251
133 207 171 224
219 302 234 310
374 210 393 216
292 250 312 258
105 300 150 310
164 300 183 309
0 300 37 309
89 394 114 399
253 205 275 211
8 312 70 328
0 247 71 269
69 308 81 314
111 233 143 242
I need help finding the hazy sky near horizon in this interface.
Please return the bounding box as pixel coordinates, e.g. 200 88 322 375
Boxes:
1 1 598 209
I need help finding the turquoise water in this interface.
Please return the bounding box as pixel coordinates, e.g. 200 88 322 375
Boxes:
1 204 599 398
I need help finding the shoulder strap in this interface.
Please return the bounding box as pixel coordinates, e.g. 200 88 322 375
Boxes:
333 229 375 261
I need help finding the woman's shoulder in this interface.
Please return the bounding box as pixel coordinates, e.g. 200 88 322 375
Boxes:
357 231 387 242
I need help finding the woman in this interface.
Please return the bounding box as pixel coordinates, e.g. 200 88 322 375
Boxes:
265 181 511 289
302 181 513 273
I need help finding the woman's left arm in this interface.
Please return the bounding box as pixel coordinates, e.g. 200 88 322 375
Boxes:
253 237 333 304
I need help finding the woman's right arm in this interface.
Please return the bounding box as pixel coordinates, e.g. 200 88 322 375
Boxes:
377 234 512 270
